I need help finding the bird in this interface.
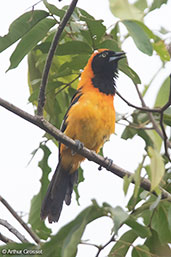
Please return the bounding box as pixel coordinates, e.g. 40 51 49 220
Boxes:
40 48 125 223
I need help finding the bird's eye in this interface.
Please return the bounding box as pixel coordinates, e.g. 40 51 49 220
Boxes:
101 52 107 58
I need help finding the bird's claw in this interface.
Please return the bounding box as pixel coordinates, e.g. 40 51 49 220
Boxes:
71 140 84 155
98 157 113 171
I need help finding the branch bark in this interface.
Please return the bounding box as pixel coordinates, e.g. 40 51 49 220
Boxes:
0 196 41 245
0 219 29 243
37 0 79 116
0 233 16 244
0 97 171 201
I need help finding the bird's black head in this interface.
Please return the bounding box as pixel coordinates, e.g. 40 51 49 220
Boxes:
91 50 125 95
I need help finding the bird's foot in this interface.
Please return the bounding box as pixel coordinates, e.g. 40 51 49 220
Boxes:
71 140 84 155
98 157 113 171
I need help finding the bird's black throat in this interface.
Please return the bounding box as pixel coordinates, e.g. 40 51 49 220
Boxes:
91 73 117 95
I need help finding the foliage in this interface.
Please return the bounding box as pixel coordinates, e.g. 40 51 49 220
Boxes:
0 0 171 256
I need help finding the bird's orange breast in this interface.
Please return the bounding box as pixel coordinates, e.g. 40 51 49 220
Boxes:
60 86 115 172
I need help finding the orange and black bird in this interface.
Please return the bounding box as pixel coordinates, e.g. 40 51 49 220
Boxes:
41 49 125 223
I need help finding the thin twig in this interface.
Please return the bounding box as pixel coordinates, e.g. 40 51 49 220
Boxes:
95 235 115 257
55 74 80 96
0 219 29 243
160 111 171 161
134 83 171 151
116 90 160 113
0 97 170 201
0 196 41 245
37 0 79 116
134 84 164 136
80 241 100 249
0 233 16 244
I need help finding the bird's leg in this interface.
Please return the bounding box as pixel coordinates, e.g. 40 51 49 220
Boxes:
71 139 84 155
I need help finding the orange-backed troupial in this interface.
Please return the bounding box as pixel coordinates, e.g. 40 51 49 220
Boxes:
41 49 125 223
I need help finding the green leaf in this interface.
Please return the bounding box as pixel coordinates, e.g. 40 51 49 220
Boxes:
123 174 133 196
109 0 144 20
43 0 65 18
81 18 106 48
110 23 120 41
127 188 144 211
73 166 85 205
97 39 120 52
126 216 151 238
163 107 171 126
7 18 56 71
75 7 94 20
145 228 171 256
59 54 89 70
153 40 170 62
109 230 138 257
0 10 49 53
42 202 105 257
134 0 148 12
121 126 137 140
133 162 142 199
148 147 165 191
132 245 151 257
28 144 52 240
106 206 129 234
151 202 171 244
62 203 103 257
149 0 168 12
119 61 141 84
167 205 171 233
154 76 170 107
146 130 162 152
121 20 153 55
56 41 92 55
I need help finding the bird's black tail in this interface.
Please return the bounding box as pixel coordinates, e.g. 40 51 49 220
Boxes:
40 162 78 223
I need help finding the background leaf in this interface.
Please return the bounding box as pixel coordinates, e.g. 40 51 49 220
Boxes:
28 144 52 240
149 0 168 12
109 0 144 20
121 20 153 55
7 18 56 70
0 10 49 53
154 76 170 107
132 244 150 257
105 206 129 234
109 230 138 257
42 202 105 257
56 41 92 55
151 202 171 244
148 147 165 191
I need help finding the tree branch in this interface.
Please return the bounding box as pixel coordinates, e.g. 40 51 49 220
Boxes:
0 233 16 244
0 219 29 243
37 0 79 116
0 97 170 201
116 90 160 113
0 196 41 245
134 81 171 156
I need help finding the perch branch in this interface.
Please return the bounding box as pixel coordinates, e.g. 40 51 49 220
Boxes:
0 97 170 201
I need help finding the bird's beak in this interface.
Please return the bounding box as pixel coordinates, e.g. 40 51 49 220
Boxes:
109 52 126 62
